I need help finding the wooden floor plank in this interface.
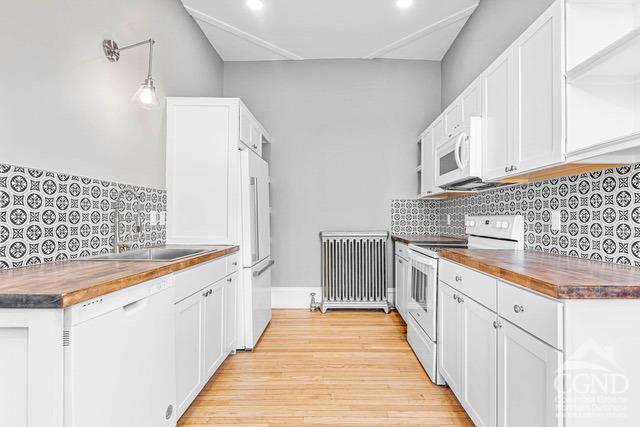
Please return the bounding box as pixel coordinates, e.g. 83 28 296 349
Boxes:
178 309 471 426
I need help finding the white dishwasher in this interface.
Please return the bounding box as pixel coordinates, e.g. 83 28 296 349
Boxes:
63 276 176 427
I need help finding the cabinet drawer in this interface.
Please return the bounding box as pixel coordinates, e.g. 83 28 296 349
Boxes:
498 280 563 350
395 242 409 259
439 260 497 311
226 253 240 274
174 259 226 303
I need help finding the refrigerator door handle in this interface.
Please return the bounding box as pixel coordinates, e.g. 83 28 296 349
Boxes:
253 260 275 277
250 177 259 263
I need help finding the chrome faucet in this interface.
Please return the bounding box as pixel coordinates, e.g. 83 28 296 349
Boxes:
113 189 144 253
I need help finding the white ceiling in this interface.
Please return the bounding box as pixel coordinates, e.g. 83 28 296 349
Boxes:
182 0 479 61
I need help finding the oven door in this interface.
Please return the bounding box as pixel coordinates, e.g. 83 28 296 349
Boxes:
407 250 438 342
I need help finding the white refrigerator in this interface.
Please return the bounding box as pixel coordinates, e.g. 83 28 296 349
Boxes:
238 147 273 350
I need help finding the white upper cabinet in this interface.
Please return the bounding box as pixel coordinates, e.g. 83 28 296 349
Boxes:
167 98 270 245
482 1 563 181
432 115 445 145
166 98 240 245
482 51 514 181
445 102 463 139
512 0 564 174
461 77 483 122
420 128 437 197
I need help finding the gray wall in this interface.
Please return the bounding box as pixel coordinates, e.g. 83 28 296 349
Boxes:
0 0 223 189
224 59 441 288
441 0 555 106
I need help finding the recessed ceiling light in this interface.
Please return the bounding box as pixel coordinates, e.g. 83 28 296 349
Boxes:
396 0 414 8
246 0 264 11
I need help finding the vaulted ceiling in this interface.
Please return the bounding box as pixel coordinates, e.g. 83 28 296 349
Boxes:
182 0 479 61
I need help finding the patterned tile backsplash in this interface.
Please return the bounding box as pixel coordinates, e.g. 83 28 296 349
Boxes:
0 163 166 269
391 163 640 267
391 199 439 235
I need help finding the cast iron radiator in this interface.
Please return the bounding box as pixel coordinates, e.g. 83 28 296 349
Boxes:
319 231 390 313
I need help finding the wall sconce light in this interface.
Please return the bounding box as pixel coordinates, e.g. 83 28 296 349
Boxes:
103 38 158 109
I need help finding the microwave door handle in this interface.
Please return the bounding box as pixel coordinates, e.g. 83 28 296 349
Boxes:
454 132 465 170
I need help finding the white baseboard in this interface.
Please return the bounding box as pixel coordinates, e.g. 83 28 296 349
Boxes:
271 287 396 309
271 286 321 309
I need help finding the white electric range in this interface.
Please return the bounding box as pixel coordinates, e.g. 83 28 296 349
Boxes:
406 215 524 384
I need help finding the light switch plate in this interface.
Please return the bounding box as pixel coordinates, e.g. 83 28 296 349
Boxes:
551 211 561 231
149 211 157 226
159 211 166 226
446 214 451 225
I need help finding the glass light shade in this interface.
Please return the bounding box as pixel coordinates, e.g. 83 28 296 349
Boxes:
132 77 158 109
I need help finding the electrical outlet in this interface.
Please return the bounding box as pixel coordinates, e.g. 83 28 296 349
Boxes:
149 211 157 226
158 211 166 226
447 214 451 225
551 210 561 231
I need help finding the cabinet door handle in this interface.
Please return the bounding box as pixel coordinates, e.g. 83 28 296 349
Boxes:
504 166 509 173
493 320 502 329
457 295 464 303
232 261 238 266
455 275 462 282
513 304 524 313
252 144 258 149
398 259 404 264
453 293 458 301
227 277 233 283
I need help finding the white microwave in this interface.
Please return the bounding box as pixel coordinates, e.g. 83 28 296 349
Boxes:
434 117 498 191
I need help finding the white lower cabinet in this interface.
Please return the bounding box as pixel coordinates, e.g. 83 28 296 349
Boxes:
202 281 226 379
175 291 205 417
224 273 238 354
174 256 239 419
497 319 562 427
438 262 564 427
439 282 497 427
438 282 463 392
462 295 497 427
394 254 408 320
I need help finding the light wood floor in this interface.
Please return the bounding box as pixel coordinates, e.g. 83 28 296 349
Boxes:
178 309 472 426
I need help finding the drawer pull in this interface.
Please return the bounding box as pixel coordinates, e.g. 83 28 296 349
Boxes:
455 275 462 282
513 304 525 314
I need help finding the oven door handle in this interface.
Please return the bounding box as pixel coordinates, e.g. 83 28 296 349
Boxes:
407 249 439 268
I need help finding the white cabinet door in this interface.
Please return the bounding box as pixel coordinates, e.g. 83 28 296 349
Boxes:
250 122 263 156
461 296 497 427
445 102 463 139
421 129 436 197
395 255 406 320
438 282 463 394
432 115 445 145
166 98 239 245
240 106 251 145
202 281 226 380
497 319 563 427
224 273 238 354
462 77 483 122
482 52 514 181
512 1 563 175
175 291 204 416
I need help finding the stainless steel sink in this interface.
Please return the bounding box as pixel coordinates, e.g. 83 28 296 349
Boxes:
84 247 212 262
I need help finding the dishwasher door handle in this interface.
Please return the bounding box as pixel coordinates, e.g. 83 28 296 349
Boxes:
122 297 149 314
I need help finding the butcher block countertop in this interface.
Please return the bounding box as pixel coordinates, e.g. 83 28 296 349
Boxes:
440 248 640 299
391 234 467 245
0 245 239 309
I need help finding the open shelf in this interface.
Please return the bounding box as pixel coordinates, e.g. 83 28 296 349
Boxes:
567 26 640 83
566 0 640 70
